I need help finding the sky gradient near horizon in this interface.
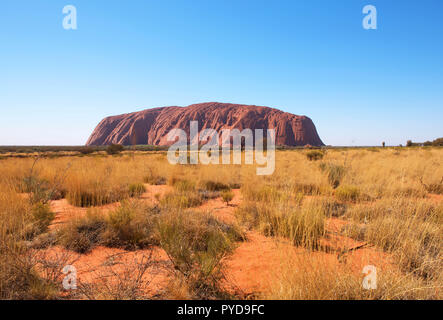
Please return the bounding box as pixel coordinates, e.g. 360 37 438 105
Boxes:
1 0 442 146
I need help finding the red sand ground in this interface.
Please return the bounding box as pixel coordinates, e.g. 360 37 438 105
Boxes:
43 186 440 298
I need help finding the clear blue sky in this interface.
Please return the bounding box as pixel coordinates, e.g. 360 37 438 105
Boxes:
1 0 442 146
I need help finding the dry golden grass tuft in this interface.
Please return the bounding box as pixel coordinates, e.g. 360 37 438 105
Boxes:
263 252 441 300
58 200 160 253
158 210 242 299
343 198 442 282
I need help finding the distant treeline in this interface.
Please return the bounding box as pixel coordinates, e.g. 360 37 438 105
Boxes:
1 139 441 156
0 145 168 154
406 137 443 147
0 144 372 154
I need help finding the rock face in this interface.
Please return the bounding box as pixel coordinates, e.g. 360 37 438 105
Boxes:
86 102 324 147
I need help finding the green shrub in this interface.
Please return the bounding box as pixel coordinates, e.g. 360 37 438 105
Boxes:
104 201 158 249
306 150 324 161
431 137 443 146
201 180 230 192
59 201 159 252
159 179 204 209
31 203 55 235
221 190 234 205
198 190 221 201
335 185 361 202
22 202 56 240
19 173 66 203
173 179 196 192
20 176 51 204
79 147 95 155
229 182 242 189
128 183 146 198
106 144 124 155
157 211 240 298
20 176 47 193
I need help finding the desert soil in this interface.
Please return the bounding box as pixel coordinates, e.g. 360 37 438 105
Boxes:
44 184 437 298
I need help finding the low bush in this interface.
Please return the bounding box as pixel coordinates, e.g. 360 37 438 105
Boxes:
200 180 230 192
158 211 241 299
198 190 221 201
59 201 159 252
221 190 234 205
106 144 124 155
306 150 324 161
79 147 95 155
160 179 204 209
103 200 159 249
20 203 55 240
320 198 348 217
335 185 361 202
432 137 443 146
173 179 196 192
30 203 55 236
0 248 65 300
19 175 65 203
128 183 146 198
59 211 107 253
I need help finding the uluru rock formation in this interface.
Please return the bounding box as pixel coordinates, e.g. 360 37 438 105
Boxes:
86 102 324 147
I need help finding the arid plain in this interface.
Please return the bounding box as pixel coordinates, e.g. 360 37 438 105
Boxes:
0 147 442 299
